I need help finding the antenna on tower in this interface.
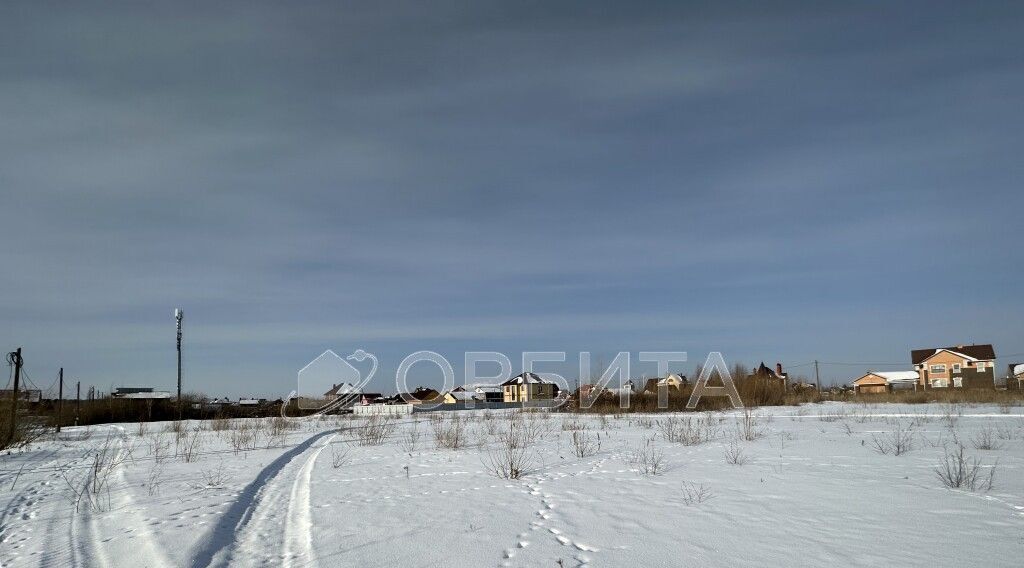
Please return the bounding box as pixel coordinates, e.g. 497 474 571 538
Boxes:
175 308 183 419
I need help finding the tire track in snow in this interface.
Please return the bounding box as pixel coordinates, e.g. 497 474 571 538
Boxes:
191 430 336 568
282 432 336 566
69 425 175 568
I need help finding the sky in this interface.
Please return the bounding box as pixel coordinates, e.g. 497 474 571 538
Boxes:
2 1 1023 398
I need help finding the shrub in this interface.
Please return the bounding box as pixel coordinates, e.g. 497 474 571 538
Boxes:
570 430 601 458
724 440 749 465
935 444 997 491
736 409 765 441
870 422 915 456
659 415 719 445
681 482 714 505
355 415 394 446
631 438 667 475
971 427 1003 450
432 415 467 450
483 419 538 479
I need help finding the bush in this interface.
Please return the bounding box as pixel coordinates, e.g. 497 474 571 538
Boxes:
659 415 719 445
870 422 915 456
724 440 749 465
681 482 714 505
935 444 997 491
355 415 394 446
483 419 538 479
631 438 667 475
432 415 467 450
570 430 601 458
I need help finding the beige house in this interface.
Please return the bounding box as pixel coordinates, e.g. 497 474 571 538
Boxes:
911 344 996 389
641 373 688 397
659 373 687 389
443 391 483 404
852 371 919 394
502 372 559 402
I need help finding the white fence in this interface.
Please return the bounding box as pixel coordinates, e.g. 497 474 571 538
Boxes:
353 403 413 417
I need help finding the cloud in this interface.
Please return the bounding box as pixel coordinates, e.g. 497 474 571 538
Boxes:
2 1 1022 395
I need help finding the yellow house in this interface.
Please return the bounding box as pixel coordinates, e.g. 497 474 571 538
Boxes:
911 345 996 389
443 391 482 404
502 372 558 402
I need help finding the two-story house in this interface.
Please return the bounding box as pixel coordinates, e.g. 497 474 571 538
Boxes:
502 372 559 402
911 344 996 389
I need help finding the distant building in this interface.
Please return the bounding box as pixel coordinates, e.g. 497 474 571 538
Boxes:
641 374 688 396
453 384 503 403
443 390 484 404
0 389 41 403
502 372 559 402
359 393 385 405
323 382 360 400
1007 363 1024 391
852 371 920 394
112 387 173 400
387 387 442 405
749 362 788 386
911 344 996 389
603 379 636 398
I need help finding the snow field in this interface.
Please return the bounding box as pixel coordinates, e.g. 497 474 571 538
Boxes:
0 404 1022 567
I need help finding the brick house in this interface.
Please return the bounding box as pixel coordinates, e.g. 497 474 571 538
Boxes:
911 344 996 389
749 362 788 388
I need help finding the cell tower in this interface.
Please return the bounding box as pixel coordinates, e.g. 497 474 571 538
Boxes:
175 308 183 418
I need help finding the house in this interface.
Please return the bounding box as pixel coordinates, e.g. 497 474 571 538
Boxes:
387 387 442 405
443 390 484 404
603 379 636 398
749 363 788 386
453 383 503 402
238 398 266 407
852 371 920 394
502 372 559 402
323 382 359 400
358 393 384 405
1007 364 1024 391
658 374 688 389
640 374 688 396
911 344 996 389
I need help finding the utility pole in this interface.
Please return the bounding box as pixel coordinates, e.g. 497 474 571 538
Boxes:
175 308 184 420
75 381 80 426
814 360 821 391
57 368 63 433
6 348 23 445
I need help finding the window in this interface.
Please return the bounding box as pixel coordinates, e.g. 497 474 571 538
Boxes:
952 363 961 373
953 377 963 388
929 364 946 374
931 378 948 388
976 362 986 372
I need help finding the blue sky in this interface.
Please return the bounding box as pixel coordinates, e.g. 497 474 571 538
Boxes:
2 1 1023 397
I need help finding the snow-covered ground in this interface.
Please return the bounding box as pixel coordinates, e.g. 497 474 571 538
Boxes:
1 403 1022 567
